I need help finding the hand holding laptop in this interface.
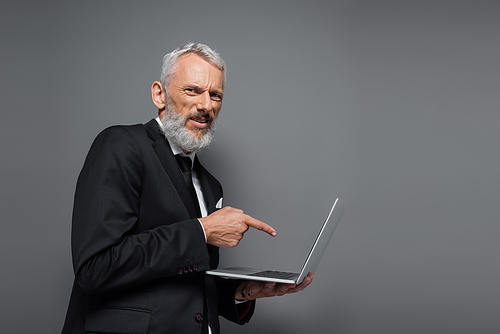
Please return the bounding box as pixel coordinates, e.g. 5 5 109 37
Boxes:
234 272 314 301
199 206 277 248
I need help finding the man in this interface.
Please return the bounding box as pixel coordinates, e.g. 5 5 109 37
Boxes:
62 43 313 334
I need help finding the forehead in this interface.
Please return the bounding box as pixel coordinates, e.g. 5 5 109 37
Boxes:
173 53 224 89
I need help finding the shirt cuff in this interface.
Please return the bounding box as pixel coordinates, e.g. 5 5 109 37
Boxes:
197 219 207 242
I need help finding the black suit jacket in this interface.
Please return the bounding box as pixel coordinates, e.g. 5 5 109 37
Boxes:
62 119 254 334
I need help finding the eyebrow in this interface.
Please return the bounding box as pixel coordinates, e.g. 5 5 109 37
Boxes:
185 84 223 97
211 88 223 97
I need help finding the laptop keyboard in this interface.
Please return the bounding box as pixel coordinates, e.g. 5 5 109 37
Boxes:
249 270 299 280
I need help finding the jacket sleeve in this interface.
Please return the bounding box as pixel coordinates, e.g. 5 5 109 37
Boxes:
215 277 255 324
71 126 211 293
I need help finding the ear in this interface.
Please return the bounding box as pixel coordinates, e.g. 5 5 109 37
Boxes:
151 81 166 114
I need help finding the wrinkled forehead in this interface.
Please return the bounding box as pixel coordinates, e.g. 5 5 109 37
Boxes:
172 53 225 90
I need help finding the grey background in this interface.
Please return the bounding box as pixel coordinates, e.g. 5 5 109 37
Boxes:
1 1 499 333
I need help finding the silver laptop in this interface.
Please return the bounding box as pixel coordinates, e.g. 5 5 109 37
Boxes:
206 198 344 284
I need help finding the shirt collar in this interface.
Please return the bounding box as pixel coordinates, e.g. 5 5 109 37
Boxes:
155 116 195 166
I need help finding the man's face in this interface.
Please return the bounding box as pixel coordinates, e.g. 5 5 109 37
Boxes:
166 53 224 140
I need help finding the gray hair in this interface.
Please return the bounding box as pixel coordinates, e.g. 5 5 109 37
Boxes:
160 42 226 91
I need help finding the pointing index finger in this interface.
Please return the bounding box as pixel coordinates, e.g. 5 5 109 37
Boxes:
244 215 277 237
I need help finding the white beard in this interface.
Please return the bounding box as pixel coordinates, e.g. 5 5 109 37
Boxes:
160 101 217 153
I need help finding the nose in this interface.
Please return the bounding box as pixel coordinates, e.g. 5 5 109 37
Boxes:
197 91 211 112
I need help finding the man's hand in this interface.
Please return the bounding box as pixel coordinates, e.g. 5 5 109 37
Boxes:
234 273 314 301
199 206 277 248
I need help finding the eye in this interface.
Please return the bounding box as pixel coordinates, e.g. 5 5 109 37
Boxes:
210 93 222 101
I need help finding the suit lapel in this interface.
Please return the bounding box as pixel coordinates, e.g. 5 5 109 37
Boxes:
144 119 199 219
194 157 217 215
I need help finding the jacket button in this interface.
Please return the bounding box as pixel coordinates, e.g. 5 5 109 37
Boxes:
195 313 203 323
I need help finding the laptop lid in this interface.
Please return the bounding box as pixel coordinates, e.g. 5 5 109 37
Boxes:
295 198 344 283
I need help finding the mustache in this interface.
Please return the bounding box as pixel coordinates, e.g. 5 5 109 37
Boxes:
186 112 214 123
